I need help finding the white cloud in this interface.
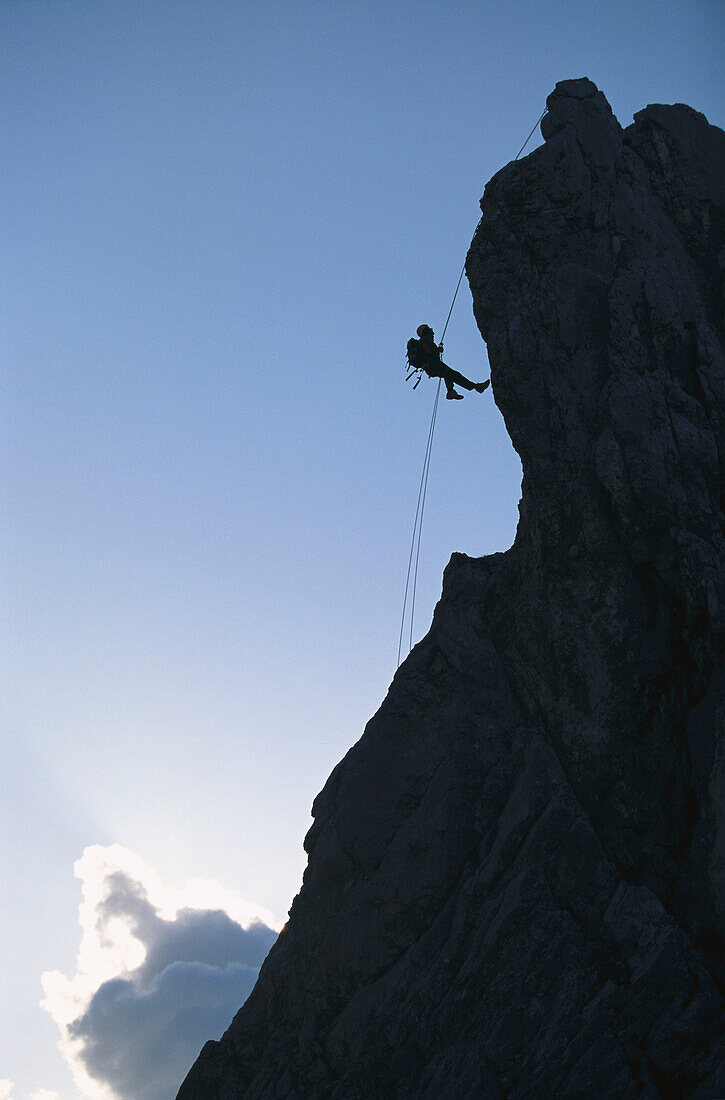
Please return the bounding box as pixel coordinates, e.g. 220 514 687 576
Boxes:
0 1081 61 1100
41 845 278 1100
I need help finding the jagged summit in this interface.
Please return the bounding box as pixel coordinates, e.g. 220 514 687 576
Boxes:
178 79 725 1098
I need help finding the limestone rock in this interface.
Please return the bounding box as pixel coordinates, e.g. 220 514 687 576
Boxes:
178 79 725 1098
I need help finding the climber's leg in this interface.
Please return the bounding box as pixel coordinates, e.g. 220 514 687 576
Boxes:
441 365 476 391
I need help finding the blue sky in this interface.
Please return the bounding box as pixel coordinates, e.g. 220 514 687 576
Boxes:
3 1 724 1095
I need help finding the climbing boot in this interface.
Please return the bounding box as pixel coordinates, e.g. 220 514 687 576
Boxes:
446 390 464 400
475 380 490 393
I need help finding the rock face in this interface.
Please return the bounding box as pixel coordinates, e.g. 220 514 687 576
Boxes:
178 80 725 1098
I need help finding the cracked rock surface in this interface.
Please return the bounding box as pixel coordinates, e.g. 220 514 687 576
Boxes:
178 79 725 1098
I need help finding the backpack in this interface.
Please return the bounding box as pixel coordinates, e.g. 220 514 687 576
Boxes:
406 338 423 369
405 338 424 388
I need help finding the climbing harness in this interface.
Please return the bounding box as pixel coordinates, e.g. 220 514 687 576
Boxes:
397 106 548 668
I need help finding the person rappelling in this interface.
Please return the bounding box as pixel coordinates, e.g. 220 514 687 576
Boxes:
406 324 490 400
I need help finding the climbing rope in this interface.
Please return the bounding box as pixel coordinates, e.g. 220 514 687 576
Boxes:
397 106 548 667
513 107 548 162
397 374 442 667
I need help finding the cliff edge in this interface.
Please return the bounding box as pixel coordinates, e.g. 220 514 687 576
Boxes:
178 79 725 1098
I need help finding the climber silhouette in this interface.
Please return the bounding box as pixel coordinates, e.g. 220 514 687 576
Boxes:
406 324 490 400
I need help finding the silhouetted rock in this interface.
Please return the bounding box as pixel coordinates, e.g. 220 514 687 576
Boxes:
178 79 725 1098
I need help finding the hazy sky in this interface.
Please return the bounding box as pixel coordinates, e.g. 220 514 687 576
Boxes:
3 1 724 1095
